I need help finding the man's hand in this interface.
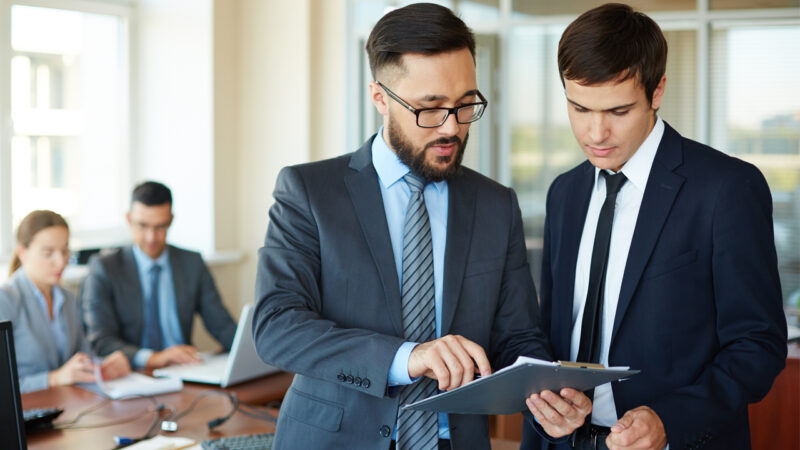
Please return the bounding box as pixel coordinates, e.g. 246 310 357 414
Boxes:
525 388 592 438
145 345 201 369
100 350 131 380
606 406 667 450
49 352 96 386
408 334 492 391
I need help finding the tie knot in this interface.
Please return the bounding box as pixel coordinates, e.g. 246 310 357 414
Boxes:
151 264 162 276
602 171 627 196
403 173 426 193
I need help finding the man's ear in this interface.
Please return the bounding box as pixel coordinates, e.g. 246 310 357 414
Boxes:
369 81 389 116
650 75 666 110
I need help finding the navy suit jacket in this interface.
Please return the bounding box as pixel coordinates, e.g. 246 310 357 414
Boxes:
521 123 787 449
253 136 552 449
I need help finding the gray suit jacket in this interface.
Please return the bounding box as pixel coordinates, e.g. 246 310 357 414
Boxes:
253 136 553 449
0 270 90 393
82 245 237 362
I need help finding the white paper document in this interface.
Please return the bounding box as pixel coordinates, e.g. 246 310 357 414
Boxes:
79 372 183 399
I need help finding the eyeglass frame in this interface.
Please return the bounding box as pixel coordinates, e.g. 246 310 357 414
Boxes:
376 81 488 128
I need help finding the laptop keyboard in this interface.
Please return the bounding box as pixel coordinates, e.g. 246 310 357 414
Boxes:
201 432 275 450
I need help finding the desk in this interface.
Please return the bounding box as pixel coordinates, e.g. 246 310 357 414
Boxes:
22 372 294 450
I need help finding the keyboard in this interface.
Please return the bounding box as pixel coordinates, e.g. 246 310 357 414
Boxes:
201 432 275 450
23 407 63 432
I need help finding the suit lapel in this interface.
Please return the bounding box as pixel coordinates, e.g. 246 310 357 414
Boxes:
555 162 594 357
122 247 146 340
440 171 476 336
344 138 404 337
611 124 685 344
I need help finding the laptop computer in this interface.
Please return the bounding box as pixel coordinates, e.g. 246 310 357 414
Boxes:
153 304 279 387
1 321 65 450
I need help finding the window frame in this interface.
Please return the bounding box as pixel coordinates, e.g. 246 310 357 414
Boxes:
0 0 134 261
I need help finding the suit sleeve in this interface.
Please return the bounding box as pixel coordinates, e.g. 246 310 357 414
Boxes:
82 257 141 361
487 188 553 370
252 166 404 398
647 163 787 447
194 258 237 350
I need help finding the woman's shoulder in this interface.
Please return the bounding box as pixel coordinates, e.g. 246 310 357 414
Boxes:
0 274 27 317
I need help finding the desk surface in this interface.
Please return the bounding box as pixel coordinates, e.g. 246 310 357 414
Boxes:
22 371 294 450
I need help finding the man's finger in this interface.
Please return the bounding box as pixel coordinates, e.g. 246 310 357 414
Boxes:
441 337 476 388
561 388 592 413
461 338 491 377
611 411 634 433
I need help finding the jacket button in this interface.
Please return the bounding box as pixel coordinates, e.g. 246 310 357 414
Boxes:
346 375 354 384
354 377 362 387
337 373 345 382
362 378 371 388
379 425 391 437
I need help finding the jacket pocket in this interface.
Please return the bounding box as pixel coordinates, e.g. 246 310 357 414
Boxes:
463 256 504 278
283 388 344 432
643 249 698 281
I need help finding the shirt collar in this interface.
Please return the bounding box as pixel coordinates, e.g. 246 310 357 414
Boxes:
371 127 446 193
594 116 664 192
18 268 64 315
131 244 169 271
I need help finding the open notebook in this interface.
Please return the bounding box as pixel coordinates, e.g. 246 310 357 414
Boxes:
153 303 279 387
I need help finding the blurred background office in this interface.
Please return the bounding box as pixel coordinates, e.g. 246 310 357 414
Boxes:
0 0 798 349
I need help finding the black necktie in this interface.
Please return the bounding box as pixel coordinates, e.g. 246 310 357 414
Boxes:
577 171 627 364
574 171 626 438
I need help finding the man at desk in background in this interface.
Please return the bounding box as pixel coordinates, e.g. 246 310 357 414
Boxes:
252 4 590 449
82 181 237 370
522 4 787 450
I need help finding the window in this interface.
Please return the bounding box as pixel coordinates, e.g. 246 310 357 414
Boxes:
347 0 800 310
0 1 131 257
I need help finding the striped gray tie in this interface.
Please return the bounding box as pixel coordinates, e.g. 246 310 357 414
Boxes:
396 173 438 450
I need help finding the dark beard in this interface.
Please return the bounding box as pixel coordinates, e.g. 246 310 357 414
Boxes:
387 117 467 182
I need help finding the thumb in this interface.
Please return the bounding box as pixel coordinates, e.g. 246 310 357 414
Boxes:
611 413 634 433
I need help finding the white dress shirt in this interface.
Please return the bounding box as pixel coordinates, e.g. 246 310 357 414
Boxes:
570 117 664 426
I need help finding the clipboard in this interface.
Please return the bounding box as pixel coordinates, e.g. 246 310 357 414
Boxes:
403 356 639 415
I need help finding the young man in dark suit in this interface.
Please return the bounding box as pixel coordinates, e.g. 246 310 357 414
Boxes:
252 4 590 449
83 181 237 369
522 4 787 450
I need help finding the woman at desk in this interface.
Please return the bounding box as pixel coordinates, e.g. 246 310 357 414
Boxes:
0 210 130 393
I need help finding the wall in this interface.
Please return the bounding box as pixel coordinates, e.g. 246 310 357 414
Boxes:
212 0 349 330
136 0 215 255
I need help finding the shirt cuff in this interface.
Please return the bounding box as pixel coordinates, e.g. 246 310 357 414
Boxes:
388 342 419 386
133 348 154 369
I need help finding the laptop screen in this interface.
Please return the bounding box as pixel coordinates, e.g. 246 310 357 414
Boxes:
0 321 27 449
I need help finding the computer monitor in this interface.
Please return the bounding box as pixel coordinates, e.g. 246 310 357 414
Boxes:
0 321 27 449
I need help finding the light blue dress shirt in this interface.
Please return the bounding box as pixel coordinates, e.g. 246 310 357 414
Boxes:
23 271 68 362
372 129 450 439
131 245 184 368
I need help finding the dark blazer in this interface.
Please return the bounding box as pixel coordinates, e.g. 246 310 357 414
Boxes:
521 123 787 449
253 136 552 449
82 245 237 362
0 270 90 393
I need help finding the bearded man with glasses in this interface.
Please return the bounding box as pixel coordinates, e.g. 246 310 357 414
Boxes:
252 3 589 450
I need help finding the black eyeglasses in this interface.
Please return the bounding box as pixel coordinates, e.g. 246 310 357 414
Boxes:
376 81 488 128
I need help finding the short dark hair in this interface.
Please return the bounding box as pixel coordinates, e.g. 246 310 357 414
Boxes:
132 181 172 207
366 3 475 80
558 3 667 104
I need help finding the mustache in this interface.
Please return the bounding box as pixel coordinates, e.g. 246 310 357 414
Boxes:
424 135 462 150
